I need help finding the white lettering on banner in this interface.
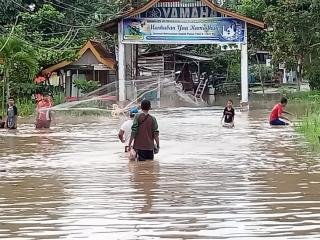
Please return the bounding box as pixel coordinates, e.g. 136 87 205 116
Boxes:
200 7 209 18
163 8 171 18
180 8 190 18
142 7 221 18
191 7 198 18
171 8 178 18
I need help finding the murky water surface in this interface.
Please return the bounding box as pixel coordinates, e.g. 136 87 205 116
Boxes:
0 106 320 239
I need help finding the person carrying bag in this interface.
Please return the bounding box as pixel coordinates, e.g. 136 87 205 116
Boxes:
128 99 160 161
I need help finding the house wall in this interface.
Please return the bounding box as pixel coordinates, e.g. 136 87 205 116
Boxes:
72 50 100 65
63 68 117 98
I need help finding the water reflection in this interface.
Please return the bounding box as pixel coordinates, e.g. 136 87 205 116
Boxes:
0 175 66 239
128 160 159 213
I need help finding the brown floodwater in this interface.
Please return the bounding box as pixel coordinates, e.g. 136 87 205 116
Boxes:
0 104 320 239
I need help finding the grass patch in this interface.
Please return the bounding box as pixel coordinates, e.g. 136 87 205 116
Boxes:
289 91 320 151
295 114 320 151
286 91 320 102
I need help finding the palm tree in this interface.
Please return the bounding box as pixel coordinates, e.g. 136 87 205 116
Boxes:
0 36 38 116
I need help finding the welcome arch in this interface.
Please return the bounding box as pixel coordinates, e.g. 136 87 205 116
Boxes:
99 0 265 107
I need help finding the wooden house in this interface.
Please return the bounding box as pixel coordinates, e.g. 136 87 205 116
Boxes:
42 40 117 98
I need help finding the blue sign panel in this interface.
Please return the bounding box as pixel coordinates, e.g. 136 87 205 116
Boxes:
122 18 245 44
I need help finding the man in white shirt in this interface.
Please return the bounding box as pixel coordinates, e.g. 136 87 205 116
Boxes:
118 107 139 152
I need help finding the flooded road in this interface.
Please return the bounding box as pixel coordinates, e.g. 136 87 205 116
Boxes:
0 107 320 239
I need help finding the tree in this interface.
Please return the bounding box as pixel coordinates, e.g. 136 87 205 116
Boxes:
0 36 38 115
265 0 320 90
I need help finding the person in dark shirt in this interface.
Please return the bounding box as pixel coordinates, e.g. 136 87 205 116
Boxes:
221 99 235 127
5 97 18 129
128 99 160 161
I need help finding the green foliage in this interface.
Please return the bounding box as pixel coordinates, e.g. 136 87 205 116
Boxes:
73 79 101 94
304 63 320 91
10 81 40 98
0 36 39 106
249 64 273 82
234 0 267 21
52 92 65 105
193 45 241 82
16 98 36 117
289 91 320 151
225 0 268 50
228 62 241 82
0 36 38 76
287 91 320 103
296 113 320 151
265 0 320 70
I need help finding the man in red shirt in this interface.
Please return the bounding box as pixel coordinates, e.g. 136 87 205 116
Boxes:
269 97 293 125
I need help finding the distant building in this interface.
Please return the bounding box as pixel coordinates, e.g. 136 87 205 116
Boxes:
41 40 117 99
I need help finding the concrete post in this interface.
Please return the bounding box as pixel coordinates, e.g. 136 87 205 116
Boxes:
283 68 287 84
157 75 161 108
118 21 126 102
241 22 249 109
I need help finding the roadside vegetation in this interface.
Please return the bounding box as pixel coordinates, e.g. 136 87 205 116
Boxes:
287 91 320 151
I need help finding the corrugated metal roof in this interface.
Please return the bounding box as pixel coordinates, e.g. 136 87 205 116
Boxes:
139 45 186 56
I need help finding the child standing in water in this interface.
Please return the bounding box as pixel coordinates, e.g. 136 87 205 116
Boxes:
269 97 293 125
221 99 235 127
5 97 18 129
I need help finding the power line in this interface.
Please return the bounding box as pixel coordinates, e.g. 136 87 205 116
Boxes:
12 34 82 51
43 0 95 16
11 0 82 27
62 29 80 49
10 0 104 28
26 29 80 36
0 15 19 52
47 26 74 49
1 23 87 37
42 0 121 25
50 0 95 15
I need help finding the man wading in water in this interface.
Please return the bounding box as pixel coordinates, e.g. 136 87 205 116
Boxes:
128 99 160 161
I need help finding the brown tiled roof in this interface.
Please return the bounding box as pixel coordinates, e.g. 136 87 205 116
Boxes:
42 40 117 74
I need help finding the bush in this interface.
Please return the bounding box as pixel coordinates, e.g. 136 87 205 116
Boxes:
296 113 320 151
0 99 35 117
16 99 35 117
249 64 273 84
73 79 101 94
305 64 320 90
